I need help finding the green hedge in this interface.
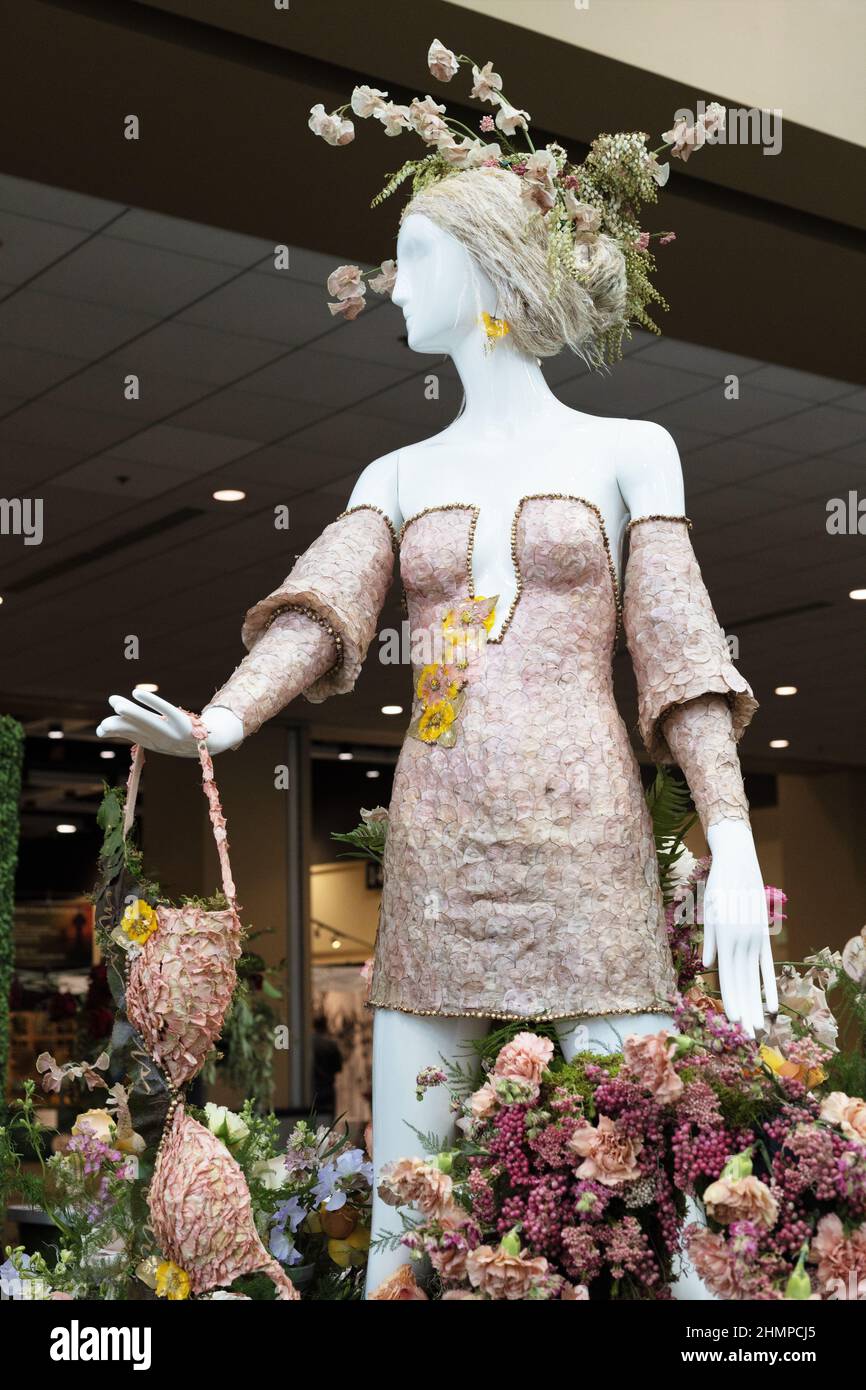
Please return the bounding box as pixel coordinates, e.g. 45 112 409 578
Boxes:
0 716 24 1098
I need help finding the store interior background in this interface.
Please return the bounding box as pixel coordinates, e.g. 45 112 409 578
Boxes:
1 0 865 1138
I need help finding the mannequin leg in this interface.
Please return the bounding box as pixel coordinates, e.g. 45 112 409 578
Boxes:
365 1008 489 1296
556 1012 716 1302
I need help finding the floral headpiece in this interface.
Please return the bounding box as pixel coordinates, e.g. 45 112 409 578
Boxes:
309 38 726 362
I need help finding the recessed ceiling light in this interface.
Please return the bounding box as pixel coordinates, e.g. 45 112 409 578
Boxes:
213 489 246 503
769 739 790 749
331 937 342 950
337 745 353 761
0 595 4 605
850 588 866 601
136 683 159 693
48 724 64 740
365 769 381 779
100 749 116 760
56 823 77 834
381 705 403 716
774 686 798 696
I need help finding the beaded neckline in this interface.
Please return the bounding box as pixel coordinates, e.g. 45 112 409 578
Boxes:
399 495 623 646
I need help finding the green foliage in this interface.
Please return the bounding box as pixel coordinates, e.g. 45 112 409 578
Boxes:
645 766 697 905
0 715 24 1098
549 1052 623 1117
331 816 387 865
824 968 866 1097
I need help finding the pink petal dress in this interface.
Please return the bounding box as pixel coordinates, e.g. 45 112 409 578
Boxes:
212 501 756 1023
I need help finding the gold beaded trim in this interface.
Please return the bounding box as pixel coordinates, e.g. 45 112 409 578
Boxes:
259 602 344 679
399 495 623 646
627 514 692 531
335 502 400 556
368 999 676 1022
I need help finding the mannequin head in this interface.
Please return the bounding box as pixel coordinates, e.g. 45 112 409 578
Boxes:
395 167 627 364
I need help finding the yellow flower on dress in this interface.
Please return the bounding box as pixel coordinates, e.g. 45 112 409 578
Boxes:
480 311 510 341
120 898 159 946
442 594 497 636
418 699 457 743
155 1260 190 1300
417 662 462 705
759 1044 826 1091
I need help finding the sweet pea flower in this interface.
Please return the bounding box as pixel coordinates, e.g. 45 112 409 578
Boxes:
307 103 355 146
495 101 530 135
428 39 459 83
373 101 412 137
350 85 388 119
369 258 397 295
470 61 503 104
662 115 706 162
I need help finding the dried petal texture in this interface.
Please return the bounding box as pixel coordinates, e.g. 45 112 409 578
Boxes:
623 518 757 762
210 609 336 737
126 904 241 1088
371 500 677 1019
663 693 750 832
149 1105 299 1299
237 505 395 703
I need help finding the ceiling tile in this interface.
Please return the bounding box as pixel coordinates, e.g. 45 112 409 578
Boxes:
43 362 213 421
239 348 411 408
0 212 92 284
745 363 858 402
657 384 805 436
632 337 764 378
35 237 240 316
106 209 271 267
100 321 283 386
51 456 200 498
560 357 711 416
0 175 124 229
0 401 135 456
179 272 334 345
170 389 328 443
742 404 866 454
108 423 260 471
0 289 158 356
0 342 91 397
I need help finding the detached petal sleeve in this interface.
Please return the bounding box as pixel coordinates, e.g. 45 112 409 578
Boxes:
209 505 396 735
623 517 758 764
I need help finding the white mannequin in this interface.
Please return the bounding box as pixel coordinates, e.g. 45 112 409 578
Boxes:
97 212 777 1298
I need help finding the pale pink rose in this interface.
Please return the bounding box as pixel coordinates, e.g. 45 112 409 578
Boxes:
623 1030 684 1105
561 1282 590 1299
702 1175 779 1228
662 115 706 162
493 1032 554 1091
307 103 354 146
494 102 530 136
373 101 412 137
378 1156 454 1218
328 295 365 321
72 1108 115 1143
350 85 389 119
466 1244 549 1300
368 1265 429 1300
569 1114 643 1187
820 1092 866 1143
428 39 459 83
470 61 503 104
810 1213 866 1298
441 1289 482 1299
326 265 365 301
686 1226 741 1299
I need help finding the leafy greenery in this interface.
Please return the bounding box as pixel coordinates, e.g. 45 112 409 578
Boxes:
645 766 697 905
0 715 24 1100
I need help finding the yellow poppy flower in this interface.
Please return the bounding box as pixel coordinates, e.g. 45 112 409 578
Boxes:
155 1260 190 1300
417 699 456 743
121 898 159 946
760 1044 825 1091
328 1225 370 1268
480 311 510 340
417 663 461 704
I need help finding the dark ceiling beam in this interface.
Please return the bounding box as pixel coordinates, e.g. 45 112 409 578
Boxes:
2 0 864 381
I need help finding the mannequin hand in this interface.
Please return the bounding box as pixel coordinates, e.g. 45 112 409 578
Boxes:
96 689 244 757
703 819 779 1037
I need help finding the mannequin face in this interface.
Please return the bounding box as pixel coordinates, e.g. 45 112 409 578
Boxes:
392 213 497 354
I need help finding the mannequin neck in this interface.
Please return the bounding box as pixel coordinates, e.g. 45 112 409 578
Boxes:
447 329 561 432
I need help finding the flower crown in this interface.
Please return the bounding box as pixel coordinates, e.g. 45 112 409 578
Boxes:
309 38 726 362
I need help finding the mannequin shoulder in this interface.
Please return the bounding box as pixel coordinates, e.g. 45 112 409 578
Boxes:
614 419 686 519
345 450 402 529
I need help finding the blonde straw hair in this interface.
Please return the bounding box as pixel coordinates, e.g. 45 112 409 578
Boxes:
403 166 627 366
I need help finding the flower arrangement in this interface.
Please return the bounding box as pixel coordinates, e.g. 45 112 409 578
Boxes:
309 37 727 359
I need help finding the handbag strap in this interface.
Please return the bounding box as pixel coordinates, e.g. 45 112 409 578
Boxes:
121 713 239 918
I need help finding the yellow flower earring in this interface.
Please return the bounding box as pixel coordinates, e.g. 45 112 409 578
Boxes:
480 310 510 351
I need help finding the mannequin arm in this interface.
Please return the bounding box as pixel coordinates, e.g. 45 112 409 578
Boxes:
207 607 337 738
